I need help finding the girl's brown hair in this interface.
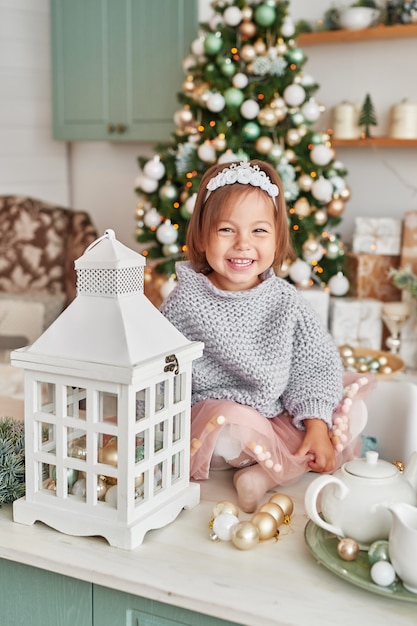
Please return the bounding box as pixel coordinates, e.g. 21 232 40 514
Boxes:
186 159 294 273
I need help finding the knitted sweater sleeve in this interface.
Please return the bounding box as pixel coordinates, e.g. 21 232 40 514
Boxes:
281 295 343 429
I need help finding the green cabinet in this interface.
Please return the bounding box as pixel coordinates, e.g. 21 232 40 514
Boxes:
0 558 91 626
50 0 198 141
0 558 241 626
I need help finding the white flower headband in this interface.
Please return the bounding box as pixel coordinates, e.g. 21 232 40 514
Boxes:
204 160 279 205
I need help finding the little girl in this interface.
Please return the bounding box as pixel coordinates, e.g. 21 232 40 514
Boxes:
161 159 371 513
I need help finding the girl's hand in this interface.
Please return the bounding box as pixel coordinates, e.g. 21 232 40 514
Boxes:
294 418 336 473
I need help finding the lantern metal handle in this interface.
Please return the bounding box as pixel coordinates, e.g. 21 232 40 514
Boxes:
164 354 179 375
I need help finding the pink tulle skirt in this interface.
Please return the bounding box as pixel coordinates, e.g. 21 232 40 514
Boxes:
190 373 375 486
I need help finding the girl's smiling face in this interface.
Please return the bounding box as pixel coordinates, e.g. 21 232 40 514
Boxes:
203 188 277 291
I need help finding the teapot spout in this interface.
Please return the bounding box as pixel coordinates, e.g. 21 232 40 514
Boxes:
403 451 417 492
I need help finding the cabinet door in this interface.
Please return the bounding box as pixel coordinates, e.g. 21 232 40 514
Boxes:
0 558 92 626
93 584 242 626
50 0 198 142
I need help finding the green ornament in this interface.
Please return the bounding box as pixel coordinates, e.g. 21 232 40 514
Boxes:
310 132 324 145
204 33 223 56
254 4 276 27
291 111 305 127
242 122 261 140
220 59 237 78
269 143 284 162
368 540 390 566
204 63 217 80
287 48 306 65
224 87 244 108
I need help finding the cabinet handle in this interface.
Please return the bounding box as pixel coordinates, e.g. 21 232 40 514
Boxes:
117 124 126 134
107 123 115 134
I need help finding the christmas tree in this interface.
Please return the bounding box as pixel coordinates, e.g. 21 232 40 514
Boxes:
134 0 351 302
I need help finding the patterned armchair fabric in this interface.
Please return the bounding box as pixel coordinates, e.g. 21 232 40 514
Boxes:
0 195 98 305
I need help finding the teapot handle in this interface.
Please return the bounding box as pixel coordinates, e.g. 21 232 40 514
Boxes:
304 474 349 537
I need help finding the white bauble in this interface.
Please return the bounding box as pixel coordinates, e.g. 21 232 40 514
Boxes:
160 277 177 300
288 258 311 284
105 485 118 507
281 15 295 37
302 237 324 263
224 6 242 26
136 174 159 194
232 72 249 89
156 219 178 245
310 144 333 166
183 54 197 73
328 272 350 296
213 513 240 541
209 14 223 31
207 93 226 113
143 207 161 228
300 73 316 87
218 151 239 163
191 37 205 56
143 157 165 180
240 99 260 119
197 141 217 163
311 177 333 203
184 192 197 215
329 175 347 192
301 99 321 123
283 83 306 107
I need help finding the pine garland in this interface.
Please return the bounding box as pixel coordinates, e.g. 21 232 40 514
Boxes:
0 417 25 505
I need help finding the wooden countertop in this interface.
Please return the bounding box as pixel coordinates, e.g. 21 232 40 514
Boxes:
0 470 415 626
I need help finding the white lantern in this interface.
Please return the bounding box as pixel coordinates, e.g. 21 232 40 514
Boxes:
12 230 203 549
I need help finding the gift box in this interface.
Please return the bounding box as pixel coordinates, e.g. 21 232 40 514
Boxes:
352 217 402 255
346 252 401 302
400 211 417 274
299 287 330 329
329 297 383 350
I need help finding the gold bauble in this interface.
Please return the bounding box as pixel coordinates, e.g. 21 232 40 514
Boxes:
251 512 278 540
213 500 239 518
255 135 273 154
97 477 107 500
284 149 296 162
286 128 301 146
239 21 257 38
231 521 260 550
258 502 285 527
182 78 194 95
240 44 256 63
254 39 266 55
339 186 351 201
258 108 277 127
298 173 313 192
314 208 328 226
293 197 311 217
269 493 294 517
327 197 345 217
98 439 118 467
135 473 144 488
339 344 354 358
241 5 253 20
337 537 359 561
213 135 227 152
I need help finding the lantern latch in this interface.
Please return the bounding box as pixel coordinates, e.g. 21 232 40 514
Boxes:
164 354 179 375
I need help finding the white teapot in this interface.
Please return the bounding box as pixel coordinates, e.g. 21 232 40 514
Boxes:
304 451 417 548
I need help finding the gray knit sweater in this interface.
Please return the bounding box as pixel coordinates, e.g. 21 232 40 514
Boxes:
160 262 343 429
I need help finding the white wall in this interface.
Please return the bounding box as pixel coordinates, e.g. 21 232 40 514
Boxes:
1 0 417 252
0 0 69 206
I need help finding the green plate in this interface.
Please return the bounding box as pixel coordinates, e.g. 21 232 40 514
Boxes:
304 520 417 603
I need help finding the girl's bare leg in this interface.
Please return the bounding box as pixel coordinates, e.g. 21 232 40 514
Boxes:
233 464 277 513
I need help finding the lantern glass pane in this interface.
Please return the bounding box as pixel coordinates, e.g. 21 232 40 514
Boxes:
67 431 87 461
39 382 55 413
154 460 163 493
172 412 183 443
135 388 148 421
171 451 182 482
173 373 184 403
66 387 87 420
154 420 165 453
40 421 55 453
40 462 55 492
155 381 166 412
100 392 118 426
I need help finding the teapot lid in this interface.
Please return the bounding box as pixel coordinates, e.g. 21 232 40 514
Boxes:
345 451 398 479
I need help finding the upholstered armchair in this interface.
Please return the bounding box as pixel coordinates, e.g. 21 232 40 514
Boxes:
0 195 98 353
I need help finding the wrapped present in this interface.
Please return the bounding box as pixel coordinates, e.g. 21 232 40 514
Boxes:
329 297 383 350
400 211 417 274
346 252 401 302
352 217 402 255
299 287 329 329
